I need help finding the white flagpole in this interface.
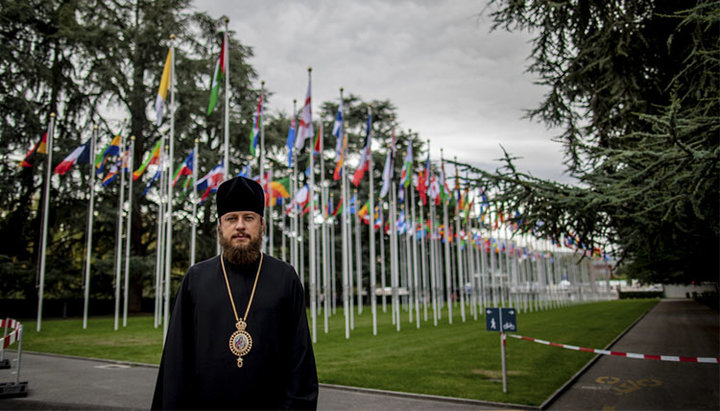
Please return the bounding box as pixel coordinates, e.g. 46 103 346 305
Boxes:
122 136 135 327
403 186 414 324
223 19 230 181
269 166 274 257
352 190 359 330
367 107 376 333
320 125 329 334
163 36 176 341
82 125 97 329
341 130 350 339
454 167 466 323
290 99 297 269
440 150 453 324
259 80 265 183
390 181 400 332
190 138 198 266
114 132 126 331
307 69 317 343
323 192 331 334
418 173 428 323
154 142 167 329
260 81 270 255
379 207 387 315
36 112 56 332
408 135 420 328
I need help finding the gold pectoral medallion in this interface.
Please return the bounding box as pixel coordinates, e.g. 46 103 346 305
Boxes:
228 320 252 368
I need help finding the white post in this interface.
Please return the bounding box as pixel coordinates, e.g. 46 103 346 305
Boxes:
122 136 135 326
341 132 350 339
307 69 317 343
36 113 56 332
223 19 230 181
113 132 126 331
82 125 97 329
162 37 176 341
190 138 198 266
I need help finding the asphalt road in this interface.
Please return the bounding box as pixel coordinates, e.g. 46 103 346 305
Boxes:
547 299 719 410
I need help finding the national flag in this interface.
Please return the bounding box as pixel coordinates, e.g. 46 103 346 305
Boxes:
304 122 323 176
396 210 407 234
19 133 48 167
133 139 162 180
54 138 92 175
439 159 451 203
156 49 172 126
249 93 262 156
102 162 119 186
332 98 343 157
351 112 372 187
357 200 370 221
237 164 250 178
286 116 297 168
379 149 393 198
142 169 162 196
379 129 396 198
121 144 131 174
333 197 344 217
96 135 122 174
294 184 309 208
325 195 333 218
267 177 290 206
295 74 313 150
333 135 347 181
196 161 225 203
349 194 357 215
399 141 413 188
372 206 382 229
428 171 440 205
418 169 428 206
172 149 194 187
207 36 226 115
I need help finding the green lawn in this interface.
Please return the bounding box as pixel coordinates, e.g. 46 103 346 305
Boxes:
17 299 657 406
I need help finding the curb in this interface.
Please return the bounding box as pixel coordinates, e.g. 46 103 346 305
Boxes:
320 382 539 410
23 350 160 369
538 300 658 410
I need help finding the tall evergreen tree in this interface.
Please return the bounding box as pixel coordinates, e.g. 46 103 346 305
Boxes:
463 0 719 284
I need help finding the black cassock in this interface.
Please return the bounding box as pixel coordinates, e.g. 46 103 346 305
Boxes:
152 254 318 410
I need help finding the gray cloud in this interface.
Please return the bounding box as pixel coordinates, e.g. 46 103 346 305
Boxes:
195 0 572 183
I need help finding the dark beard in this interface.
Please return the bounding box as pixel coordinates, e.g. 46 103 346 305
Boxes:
218 226 263 265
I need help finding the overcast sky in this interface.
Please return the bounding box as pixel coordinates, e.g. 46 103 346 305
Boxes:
194 0 571 183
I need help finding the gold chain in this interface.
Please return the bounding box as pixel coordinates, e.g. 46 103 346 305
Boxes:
220 252 263 323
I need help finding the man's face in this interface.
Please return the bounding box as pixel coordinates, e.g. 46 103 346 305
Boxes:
218 211 264 264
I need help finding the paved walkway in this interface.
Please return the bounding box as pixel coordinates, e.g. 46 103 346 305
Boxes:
0 299 716 410
547 299 719 410
0 353 506 410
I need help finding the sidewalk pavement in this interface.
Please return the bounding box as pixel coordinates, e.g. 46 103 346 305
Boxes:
0 299 716 410
547 299 719 410
0 353 507 410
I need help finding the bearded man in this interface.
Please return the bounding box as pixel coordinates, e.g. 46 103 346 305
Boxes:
152 176 318 410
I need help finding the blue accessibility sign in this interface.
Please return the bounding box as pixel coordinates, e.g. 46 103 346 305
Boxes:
485 307 517 332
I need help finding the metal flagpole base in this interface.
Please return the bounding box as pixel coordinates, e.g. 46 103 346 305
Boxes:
0 381 28 398
0 359 10 369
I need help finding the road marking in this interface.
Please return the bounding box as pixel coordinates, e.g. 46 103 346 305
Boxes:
595 376 662 396
94 364 130 369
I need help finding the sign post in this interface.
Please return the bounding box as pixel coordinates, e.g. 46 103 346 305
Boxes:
485 307 517 393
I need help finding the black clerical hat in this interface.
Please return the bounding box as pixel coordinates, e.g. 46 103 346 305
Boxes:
216 176 265 219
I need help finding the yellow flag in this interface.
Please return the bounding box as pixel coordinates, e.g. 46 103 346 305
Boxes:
155 49 172 126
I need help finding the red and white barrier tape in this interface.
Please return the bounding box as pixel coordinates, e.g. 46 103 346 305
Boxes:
0 319 18 329
0 318 22 351
508 334 719 364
